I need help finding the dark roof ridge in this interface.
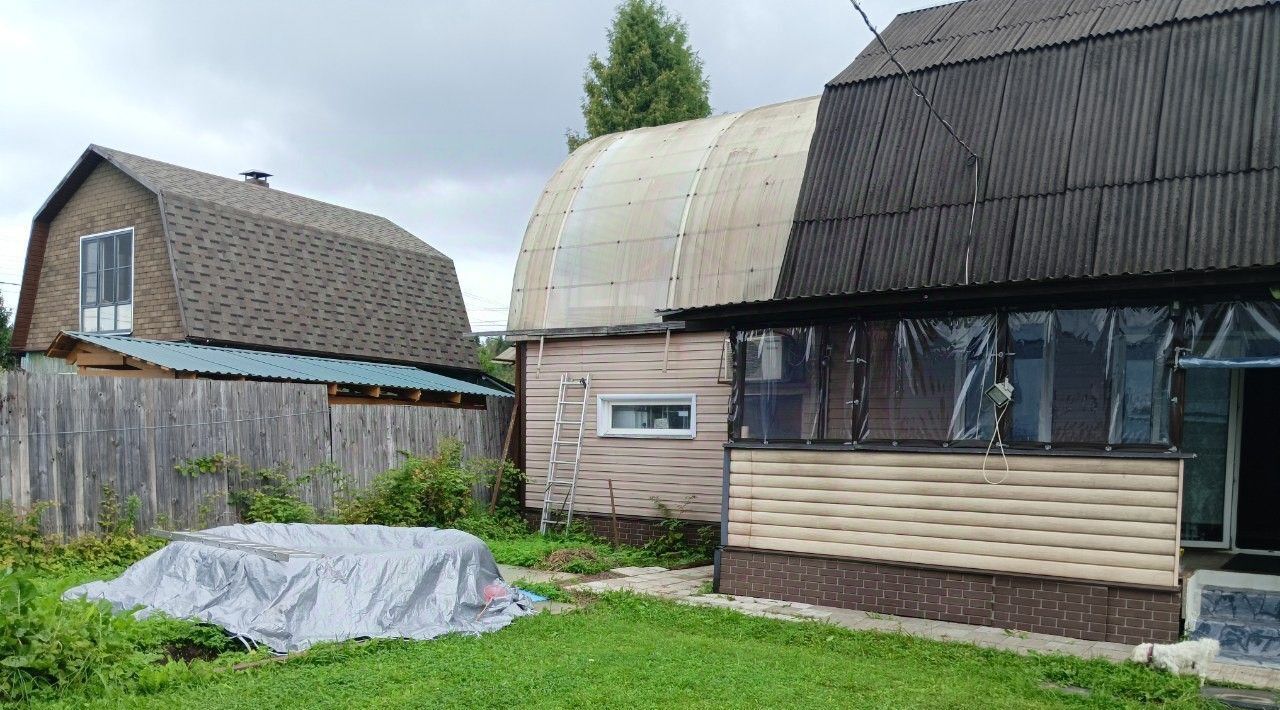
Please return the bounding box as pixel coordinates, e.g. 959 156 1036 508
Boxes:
833 0 1272 87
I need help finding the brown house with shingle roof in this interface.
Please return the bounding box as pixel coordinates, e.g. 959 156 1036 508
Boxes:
12 145 481 380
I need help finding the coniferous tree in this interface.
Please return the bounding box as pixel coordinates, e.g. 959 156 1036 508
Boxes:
567 0 711 151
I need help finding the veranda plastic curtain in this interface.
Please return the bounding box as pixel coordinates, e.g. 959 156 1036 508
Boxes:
738 327 825 440
860 314 998 443
1007 307 1172 446
1182 300 1280 368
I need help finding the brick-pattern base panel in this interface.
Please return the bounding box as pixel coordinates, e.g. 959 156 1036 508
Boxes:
521 509 716 548
719 549 1180 644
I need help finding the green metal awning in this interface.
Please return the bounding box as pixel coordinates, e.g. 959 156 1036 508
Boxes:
49 332 512 399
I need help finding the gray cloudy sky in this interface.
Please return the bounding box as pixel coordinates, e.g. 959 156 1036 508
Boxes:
0 0 908 332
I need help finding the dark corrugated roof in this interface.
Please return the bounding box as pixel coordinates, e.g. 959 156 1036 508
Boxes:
831 0 1271 86
777 1 1280 300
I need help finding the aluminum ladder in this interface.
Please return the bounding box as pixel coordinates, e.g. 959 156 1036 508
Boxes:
539 373 590 534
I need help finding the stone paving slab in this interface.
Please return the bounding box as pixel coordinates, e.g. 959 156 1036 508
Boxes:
570 565 1280 691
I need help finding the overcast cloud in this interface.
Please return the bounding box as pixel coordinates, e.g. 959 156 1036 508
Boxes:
0 0 909 332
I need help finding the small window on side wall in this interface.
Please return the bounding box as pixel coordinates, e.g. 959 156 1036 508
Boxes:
596 394 696 439
80 228 134 334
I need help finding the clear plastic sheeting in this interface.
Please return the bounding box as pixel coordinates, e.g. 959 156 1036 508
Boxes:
1183 300 1280 368
63 524 532 653
1007 307 1172 446
861 315 998 443
739 327 824 440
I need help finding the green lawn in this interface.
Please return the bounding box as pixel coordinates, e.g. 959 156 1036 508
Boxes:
27 593 1214 709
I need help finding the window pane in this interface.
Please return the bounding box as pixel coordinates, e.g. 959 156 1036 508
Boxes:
116 232 132 270
1009 311 1050 442
82 307 98 332
1181 369 1230 544
824 324 859 442
115 303 133 332
101 266 117 304
740 327 823 440
1108 306 1172 445
1050 309 1110 444
82 239 98 274
611 404 691 431
117 265 132 302
862 315 997 442
101 236 116 271
81 272 98 307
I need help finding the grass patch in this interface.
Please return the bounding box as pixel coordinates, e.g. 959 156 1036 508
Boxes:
21 593 1214 709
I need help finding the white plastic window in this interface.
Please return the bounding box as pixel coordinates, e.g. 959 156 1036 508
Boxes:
596 394 696 439
80 228 134 334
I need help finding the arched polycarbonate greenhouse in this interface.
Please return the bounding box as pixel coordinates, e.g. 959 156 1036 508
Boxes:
508 96 819 333
504 96 819 529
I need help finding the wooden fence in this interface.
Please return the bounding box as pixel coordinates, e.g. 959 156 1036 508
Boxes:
0 372 513 534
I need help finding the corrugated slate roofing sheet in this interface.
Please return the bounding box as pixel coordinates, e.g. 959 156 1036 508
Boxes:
830 0 1273 86
60 333 510 398
776 0 1280 300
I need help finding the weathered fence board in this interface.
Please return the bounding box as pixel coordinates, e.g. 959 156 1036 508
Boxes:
0 373 513 533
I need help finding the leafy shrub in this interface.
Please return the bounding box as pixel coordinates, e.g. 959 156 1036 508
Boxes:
178 455 335 524
228 465 317 524
645 497 716 562
0 501 53 570
2 491 164 574
338 439 483 528
0 569 146 702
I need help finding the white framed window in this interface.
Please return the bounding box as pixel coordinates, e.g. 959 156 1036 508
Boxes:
596 393 696 439
79 228 134 334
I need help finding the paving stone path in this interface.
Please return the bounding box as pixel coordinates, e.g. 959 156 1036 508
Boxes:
567 565 1280 693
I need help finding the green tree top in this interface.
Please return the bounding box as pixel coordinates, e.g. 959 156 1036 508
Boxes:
567 0 711 151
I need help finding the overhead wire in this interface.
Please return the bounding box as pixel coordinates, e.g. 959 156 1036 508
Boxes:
846 0 983 284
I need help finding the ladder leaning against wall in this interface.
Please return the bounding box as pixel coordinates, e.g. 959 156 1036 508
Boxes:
539 373 591 534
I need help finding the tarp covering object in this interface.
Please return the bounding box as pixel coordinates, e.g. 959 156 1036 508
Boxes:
1182 301 1280 369
63 523 533 652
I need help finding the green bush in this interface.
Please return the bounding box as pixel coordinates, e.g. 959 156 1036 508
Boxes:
2 492 165 575
178 455 335 524
0 502 53 570
338 439 487 528
0 569 147 702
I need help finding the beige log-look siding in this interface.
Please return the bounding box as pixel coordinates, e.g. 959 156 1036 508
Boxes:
525 332 729 521
728 448 1182 588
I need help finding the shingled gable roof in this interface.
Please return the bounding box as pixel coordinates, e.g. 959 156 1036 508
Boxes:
14 145 476 371
775 0 1280 300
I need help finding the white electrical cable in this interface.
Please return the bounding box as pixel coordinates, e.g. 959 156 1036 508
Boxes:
980 347 1011 485
981 403 1010 485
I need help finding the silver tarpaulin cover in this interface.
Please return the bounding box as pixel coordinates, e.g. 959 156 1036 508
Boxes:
63 523 532 652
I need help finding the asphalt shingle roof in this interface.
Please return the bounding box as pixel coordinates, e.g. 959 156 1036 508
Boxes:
82 146 476 370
